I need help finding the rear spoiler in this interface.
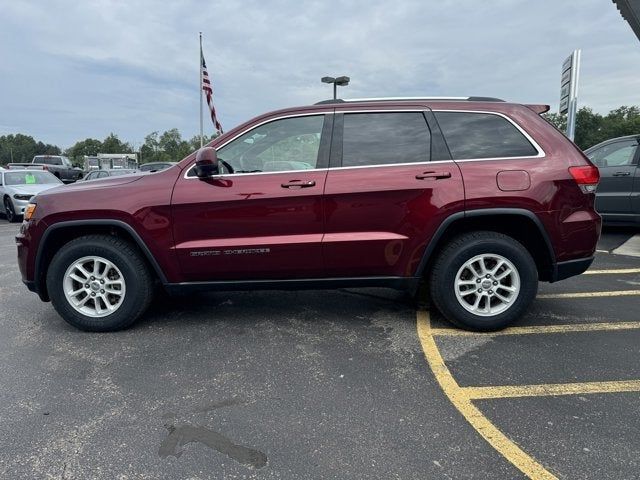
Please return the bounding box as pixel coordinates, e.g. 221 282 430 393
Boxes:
525 104 551 114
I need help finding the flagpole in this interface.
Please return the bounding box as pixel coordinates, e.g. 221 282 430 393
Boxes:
199 32 204 148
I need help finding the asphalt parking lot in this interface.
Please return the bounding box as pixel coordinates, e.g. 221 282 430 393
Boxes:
0 223 639 479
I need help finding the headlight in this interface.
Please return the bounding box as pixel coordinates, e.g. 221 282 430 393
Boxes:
13 194 33 201
23 203 37 221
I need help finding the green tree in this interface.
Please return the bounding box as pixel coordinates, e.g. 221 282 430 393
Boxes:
139 129 204 164
101 133 132 154
65 138 102 164
188 134 216 151
140 131 162 163
542 112 567 132
0 134 60 165
159 128 191 161
543 107 640 150
36 141 61 156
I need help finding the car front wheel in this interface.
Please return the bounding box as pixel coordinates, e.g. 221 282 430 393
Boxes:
429 231 538 331
4 197 18 223
46 235 154 331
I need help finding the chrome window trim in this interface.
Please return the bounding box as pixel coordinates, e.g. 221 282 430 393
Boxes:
183 108 545 179
329 160 454 171
183 111 332 179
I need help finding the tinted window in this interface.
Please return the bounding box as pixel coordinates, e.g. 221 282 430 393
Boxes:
209 115 325 174
587 140 637 168
435 112 538 159
36 156 62 165
342 113 430 167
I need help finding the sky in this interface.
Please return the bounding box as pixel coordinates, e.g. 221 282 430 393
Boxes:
0 0 638 149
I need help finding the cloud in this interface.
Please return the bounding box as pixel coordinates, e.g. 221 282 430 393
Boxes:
0 0 638 148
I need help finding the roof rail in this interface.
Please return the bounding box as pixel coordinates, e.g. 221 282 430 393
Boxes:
314 96 505 105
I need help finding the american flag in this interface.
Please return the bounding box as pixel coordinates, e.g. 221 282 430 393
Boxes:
201 51 223 134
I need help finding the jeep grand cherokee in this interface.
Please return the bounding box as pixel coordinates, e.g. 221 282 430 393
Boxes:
16 97 601 332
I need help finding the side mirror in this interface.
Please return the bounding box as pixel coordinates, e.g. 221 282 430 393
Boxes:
194 147 219 179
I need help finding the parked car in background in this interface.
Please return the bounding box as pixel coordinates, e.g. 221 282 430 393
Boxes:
1 169 62 222
79 169 138 181
585 135 640 225
138 162 177 172
17 96 601 332
7 155 83 183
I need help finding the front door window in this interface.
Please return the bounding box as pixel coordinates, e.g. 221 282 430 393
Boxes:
209 115 325 174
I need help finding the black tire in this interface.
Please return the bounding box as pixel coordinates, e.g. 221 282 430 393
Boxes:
46 235 154 332
4 196 18 223
429 231 538 331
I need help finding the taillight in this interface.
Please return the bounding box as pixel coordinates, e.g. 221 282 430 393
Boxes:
569 166 599 193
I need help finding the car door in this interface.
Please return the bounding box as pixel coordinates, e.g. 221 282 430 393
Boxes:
632 160 640 218
322 108 464 277
171 112 332 281
587 138 639 215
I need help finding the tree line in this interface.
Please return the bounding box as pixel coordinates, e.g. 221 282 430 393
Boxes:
0 129 216 167
1 106 639 167
543 106 640 149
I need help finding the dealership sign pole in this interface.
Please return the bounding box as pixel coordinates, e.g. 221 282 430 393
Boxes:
560 49 581 141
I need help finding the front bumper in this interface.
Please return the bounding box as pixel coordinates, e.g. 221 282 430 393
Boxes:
551 256 594 282
12 197 32 215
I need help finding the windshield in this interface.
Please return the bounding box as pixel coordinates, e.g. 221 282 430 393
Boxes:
4 171 62 186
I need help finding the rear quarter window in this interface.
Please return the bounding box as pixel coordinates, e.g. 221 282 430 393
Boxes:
435 112 538 160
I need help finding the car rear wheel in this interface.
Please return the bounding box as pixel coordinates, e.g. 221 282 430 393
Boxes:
46 235 154 332
4 197 18 223
429 231 538 331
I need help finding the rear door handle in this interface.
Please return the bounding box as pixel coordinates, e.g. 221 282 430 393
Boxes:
281 180 316 189
416 171 452 180
612 171 631 177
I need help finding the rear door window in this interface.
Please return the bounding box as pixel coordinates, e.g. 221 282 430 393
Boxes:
435 112 538 160
341 112 431 167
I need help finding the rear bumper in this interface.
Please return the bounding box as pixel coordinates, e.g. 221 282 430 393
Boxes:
551 256 594 282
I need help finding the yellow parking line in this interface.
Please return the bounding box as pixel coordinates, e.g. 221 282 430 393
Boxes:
585 268 640 275
463 380 640 400
538 290 640 299
430 321 640 337
416 311 558 480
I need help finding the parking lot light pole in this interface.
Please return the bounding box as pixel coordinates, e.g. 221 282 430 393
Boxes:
321 76 350 100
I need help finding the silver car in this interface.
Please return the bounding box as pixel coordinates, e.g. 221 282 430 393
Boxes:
1 169 62 222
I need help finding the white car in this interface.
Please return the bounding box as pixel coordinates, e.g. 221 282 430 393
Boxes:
1 169 62 222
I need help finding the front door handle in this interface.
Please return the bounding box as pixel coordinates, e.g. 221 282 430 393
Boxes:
612 171 631 177
416 171 452 180
281 180 316 189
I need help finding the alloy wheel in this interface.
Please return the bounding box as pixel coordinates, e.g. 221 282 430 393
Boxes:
454 253 521 317
62 256 126 318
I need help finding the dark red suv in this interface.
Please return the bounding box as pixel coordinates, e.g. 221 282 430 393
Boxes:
16 97 601 332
